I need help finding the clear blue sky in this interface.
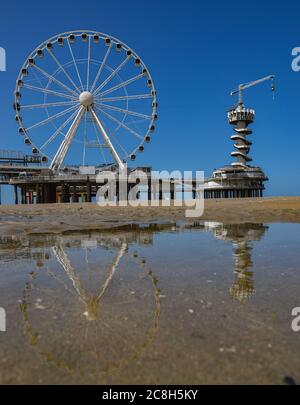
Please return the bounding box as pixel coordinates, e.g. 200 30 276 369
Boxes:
0 0 299 201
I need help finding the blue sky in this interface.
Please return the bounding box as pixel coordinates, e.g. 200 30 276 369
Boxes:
0 0 299 202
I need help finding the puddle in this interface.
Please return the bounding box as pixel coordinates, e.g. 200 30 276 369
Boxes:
0 222 299 384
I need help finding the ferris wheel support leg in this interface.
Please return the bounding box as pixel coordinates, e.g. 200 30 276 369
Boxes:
90 108 125 171
50 106 86 172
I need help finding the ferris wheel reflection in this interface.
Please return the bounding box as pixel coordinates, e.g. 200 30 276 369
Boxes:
19 226 163 377
52 241 127 321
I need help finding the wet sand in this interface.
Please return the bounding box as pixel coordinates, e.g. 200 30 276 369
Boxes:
0 222 300 384
0 197 299 236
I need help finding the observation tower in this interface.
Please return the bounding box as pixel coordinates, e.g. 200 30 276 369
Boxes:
204 75 275 199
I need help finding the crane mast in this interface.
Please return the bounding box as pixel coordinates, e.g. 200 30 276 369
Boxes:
230 75 275 105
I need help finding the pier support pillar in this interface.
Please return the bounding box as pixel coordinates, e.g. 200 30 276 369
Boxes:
159 179 163 201
181 181 185 200
127 183 131 202
43 184 56 203
21 187 26 204
86 179 92 203
72 189 79 203
60 182 70 203
36 184 42 204
192 180 196 199
14 185 18 205
170 181 175 201
147 178 152 202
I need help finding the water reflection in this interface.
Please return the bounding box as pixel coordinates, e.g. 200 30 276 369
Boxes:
200 222 268 303
15 226 171 377
0 222 269 377
52 240 127 321
0 222 270 308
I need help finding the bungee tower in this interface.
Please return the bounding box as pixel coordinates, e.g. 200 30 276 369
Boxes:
204 75 275 199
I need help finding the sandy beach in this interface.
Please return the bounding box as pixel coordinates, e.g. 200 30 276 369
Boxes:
0 197 299 236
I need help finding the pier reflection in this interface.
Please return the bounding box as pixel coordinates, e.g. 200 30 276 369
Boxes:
200 222 268 303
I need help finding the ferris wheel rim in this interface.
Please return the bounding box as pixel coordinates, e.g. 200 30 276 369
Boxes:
14 30 158 168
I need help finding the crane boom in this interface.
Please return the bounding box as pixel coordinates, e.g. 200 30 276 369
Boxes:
230 75 275 105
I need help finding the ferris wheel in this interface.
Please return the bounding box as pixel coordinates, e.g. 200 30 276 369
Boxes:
14 30 158 171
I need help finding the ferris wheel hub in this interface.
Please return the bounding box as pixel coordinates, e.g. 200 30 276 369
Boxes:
79 91 94 107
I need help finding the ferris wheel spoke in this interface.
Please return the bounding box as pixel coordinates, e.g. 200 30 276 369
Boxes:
90 107 125 169
128 117 150 126
93 56 131 96
95 102 152 120
95 93 153 102
90 44 112 93
67 39 84 92
50 106 86 171
92 120 107 165
21 101 79 110
83 111 88 165
94 107 143 140
47 50 81 94
98 73 145 98
31 64 79 98
26 105 79 131
109 130 129 156
86 36 91 91
30 66 46 89
22 84 77 100
95 242 127 302
40 108 81 151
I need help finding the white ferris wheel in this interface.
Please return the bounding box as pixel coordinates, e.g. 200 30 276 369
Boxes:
14 30 158 171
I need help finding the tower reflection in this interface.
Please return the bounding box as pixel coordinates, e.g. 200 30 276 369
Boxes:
202 222 268 303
